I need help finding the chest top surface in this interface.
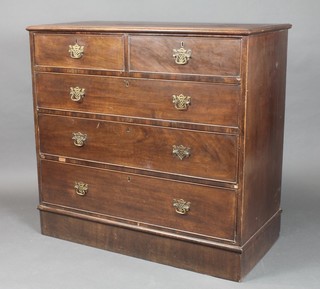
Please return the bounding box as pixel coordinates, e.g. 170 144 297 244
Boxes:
27 21 291 35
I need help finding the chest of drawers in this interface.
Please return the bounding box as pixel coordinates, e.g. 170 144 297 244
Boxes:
27 22 291 281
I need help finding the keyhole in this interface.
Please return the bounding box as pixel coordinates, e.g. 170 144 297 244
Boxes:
181 41 184 47
124 80 129 87
127 176 131 182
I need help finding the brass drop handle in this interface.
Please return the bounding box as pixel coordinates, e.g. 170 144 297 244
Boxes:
173 41 192 65
172 94 191 111
173 199 191 215
68 41 84 59
172 145 191 160
70 87 85 102
72 132 87 147
74 181 88 196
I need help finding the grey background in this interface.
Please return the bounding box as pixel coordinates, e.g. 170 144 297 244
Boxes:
1 0 319 288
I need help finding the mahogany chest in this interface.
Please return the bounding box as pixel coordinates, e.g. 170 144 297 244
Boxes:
27 22 291 281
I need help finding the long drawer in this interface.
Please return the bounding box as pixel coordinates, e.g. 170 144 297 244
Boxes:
129 35 241 76
40 160 237 240
36 73 240 127
33 33 125 71
38 114 238 183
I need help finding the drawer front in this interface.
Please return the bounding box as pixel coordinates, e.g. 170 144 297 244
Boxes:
34 33 125 71
129 36 241 76
41 160 236 240
36 73 240 127
39 114 238 182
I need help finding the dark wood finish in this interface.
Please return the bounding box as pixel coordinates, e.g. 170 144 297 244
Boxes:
40 210 241 280
36 72 240 127
27 22 291 35
41 160 237 240
37 108 239 135
129 36 241 76
240 30 289 242
34 66 241 84
38 114 238 182
39 208 281 281
240 211 281 278
28 22 291 281
34 33 125 71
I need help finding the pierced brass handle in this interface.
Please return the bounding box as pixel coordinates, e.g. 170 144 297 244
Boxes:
173 41 192 65
70 87 85 102
173 199 191 215
72 132 87 147
172 94 191 111
68 41 84 59
74 181 88 196
172 145 191 160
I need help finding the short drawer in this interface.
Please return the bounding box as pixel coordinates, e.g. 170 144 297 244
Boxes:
36 73 240 127
41 160 237 240
129 35 241 77
33 33 125 71
38 114 238 183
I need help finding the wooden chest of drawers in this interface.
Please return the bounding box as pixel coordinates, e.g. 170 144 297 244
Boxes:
27 22 291 281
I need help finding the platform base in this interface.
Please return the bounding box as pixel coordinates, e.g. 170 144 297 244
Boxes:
39 208 280 282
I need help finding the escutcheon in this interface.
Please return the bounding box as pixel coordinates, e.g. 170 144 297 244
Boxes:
173 199 191 215
70 87 85 102
172 145 191 160
74 181 88 196
68 42 84 59
172 94 191 110
173 41 192 65
72 132 87 147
